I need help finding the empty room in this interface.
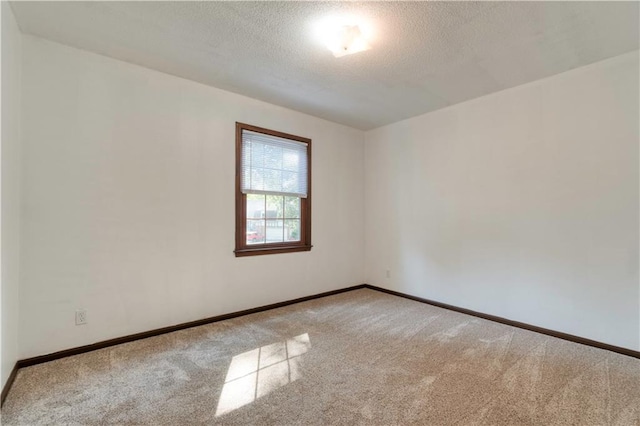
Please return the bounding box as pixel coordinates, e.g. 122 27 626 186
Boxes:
1 1 639 424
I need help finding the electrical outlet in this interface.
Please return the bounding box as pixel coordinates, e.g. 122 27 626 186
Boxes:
75 309 87 325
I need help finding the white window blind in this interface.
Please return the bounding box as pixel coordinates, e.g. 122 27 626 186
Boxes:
241 130 308 198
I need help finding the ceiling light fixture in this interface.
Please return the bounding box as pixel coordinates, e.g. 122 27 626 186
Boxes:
326 24 370 58
315 16 373 58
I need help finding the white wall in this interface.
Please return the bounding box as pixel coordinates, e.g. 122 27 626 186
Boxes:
13 32 640 359
365 51 640 351
1 1 22 388
19 36 364 359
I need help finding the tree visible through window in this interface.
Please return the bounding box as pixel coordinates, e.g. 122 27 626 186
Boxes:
235 123 312 256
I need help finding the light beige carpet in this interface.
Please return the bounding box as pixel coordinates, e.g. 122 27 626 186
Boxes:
2 288 640 425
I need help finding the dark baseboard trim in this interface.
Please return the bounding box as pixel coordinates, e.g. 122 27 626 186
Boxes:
16 284 366 370
1 363 19 407
364 284 640 360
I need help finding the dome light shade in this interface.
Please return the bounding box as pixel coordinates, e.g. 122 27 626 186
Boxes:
326 24 371 58
314 17 373 58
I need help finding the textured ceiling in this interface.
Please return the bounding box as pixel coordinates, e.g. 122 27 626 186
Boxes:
10 1 640 130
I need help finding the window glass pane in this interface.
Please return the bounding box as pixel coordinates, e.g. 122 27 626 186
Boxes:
266 195 284 219
247 194 265 219
251 142 265 168
250 169 265 192
282 150 300 172
264 144 283 170
284 197 300 218
263 169 283 193
281 171 299 193
246 219 265 244
285 219 301 242
244 143 264 191
265 220 284 243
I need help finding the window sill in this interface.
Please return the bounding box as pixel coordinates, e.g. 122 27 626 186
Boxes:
234 245 313 257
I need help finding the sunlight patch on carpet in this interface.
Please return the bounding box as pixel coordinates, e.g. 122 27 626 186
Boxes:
215 333 310 416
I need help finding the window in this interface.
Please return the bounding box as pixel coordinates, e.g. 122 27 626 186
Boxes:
235 123 312 256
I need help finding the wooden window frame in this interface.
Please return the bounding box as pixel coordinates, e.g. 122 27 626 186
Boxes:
234 122 312 257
